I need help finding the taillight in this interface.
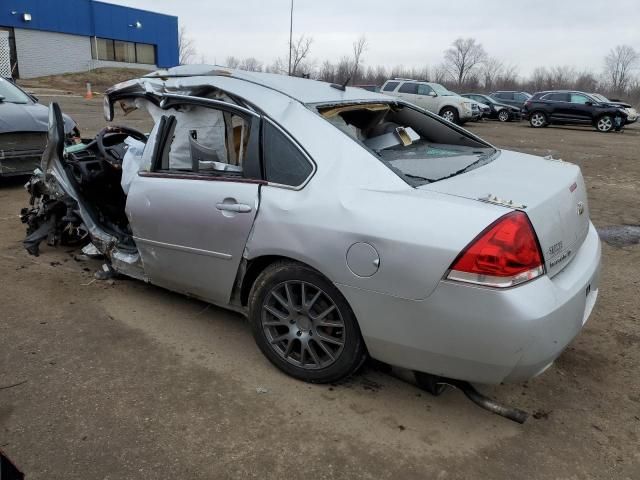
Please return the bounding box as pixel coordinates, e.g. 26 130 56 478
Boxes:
446 211 545 288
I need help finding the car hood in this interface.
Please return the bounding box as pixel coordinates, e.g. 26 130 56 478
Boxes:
0 101 76 134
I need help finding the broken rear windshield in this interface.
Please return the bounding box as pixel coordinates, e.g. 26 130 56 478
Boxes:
316 102 496 186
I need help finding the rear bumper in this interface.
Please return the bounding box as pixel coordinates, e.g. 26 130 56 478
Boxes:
338 222 602 384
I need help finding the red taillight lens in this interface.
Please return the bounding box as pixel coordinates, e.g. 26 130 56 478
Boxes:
447 211 545 288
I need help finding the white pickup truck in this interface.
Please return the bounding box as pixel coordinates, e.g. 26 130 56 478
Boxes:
380 78 479 124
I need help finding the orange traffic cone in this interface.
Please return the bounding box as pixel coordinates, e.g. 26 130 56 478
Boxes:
84 82 93 100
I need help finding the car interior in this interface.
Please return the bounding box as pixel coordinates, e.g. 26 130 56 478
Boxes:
58 97 253 245
317 102 495 184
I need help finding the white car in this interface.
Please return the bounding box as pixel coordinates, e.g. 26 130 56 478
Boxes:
381 79 477 124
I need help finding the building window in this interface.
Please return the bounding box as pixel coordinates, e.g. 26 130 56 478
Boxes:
92 38 115 61
135 43 155 64
114 41 136 63
91 38 156 64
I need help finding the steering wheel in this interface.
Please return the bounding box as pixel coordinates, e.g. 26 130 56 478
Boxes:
96 125 147 166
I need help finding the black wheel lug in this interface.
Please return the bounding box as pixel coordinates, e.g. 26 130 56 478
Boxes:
296 331 302 337
289 319 295 324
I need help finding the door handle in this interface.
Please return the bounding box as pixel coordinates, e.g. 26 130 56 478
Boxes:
216 203 252 213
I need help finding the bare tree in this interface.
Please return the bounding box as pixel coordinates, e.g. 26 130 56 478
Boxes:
290 35 313 76
574 71 598 93
178 26 197 65
318 60 336 82
225 56 241 69
239 57 263 72
548 65 576 88
529 66 550 92
432 63 448 84
481 57 504 91
349 35 367 84
266 57 287 74
604 45 639 93
443 38 487 85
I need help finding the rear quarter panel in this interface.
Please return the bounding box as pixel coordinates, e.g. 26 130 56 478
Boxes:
245 105 507 300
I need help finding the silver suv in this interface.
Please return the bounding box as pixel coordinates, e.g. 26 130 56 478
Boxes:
381 78 477 124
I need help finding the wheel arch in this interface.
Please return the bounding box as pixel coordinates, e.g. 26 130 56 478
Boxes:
438 104 460 115
593 112 613 128
238 254 336 307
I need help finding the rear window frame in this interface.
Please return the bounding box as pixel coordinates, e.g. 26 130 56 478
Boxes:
311 99 497 188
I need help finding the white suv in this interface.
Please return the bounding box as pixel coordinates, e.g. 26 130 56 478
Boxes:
380 79 477 124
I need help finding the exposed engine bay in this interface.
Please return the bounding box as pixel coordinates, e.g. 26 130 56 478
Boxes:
21 122 146 256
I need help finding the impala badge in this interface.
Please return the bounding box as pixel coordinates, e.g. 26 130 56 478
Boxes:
577 202 585 215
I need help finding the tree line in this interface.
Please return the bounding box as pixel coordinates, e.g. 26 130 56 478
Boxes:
179 30 640 104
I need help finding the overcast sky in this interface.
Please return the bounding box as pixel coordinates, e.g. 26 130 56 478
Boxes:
106 0 640 77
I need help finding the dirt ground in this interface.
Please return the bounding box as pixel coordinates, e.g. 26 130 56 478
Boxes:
1 95 639 479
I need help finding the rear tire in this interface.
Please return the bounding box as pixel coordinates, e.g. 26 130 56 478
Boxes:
439 107 459 124
595 115 613 132
529 111 547 128
498 109 510 122
248 261 367 383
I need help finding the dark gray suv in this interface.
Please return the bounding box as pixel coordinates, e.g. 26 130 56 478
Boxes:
489 91 532 109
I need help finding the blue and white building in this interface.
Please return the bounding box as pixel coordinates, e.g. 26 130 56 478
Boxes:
0 0 179 78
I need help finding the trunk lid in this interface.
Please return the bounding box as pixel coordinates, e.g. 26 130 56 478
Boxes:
420 150 590 277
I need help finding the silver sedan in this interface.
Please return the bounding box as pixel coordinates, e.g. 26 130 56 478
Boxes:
22 66 601 387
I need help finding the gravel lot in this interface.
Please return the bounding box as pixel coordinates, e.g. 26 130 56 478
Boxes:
1 95 639 479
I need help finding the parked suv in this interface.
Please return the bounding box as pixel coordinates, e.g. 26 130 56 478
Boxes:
381 79 477 124
489 91 531 109
523 90 628 132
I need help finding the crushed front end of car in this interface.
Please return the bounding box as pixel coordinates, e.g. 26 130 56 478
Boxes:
20 103 146 281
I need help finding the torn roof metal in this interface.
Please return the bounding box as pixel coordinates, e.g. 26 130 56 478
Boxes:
138 65 393 106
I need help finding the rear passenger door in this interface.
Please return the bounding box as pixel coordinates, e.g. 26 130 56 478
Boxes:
395 82 421 107
543 93 571 120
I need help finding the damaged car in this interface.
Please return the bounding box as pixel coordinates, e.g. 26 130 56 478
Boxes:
21 66 601 392
0 77 79 176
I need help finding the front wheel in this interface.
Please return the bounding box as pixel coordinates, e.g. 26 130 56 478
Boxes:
529 111 547 128
498 109 510 122
595 115 613 132
439 107 459 124
248 261 367 383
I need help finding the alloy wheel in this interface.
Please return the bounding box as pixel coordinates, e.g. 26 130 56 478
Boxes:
261 281 346 370
597 116 613 132
498 110 510 122
442 110 456 122
531 113 545 127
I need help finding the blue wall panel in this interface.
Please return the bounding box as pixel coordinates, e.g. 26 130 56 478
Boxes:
0 0 178 67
